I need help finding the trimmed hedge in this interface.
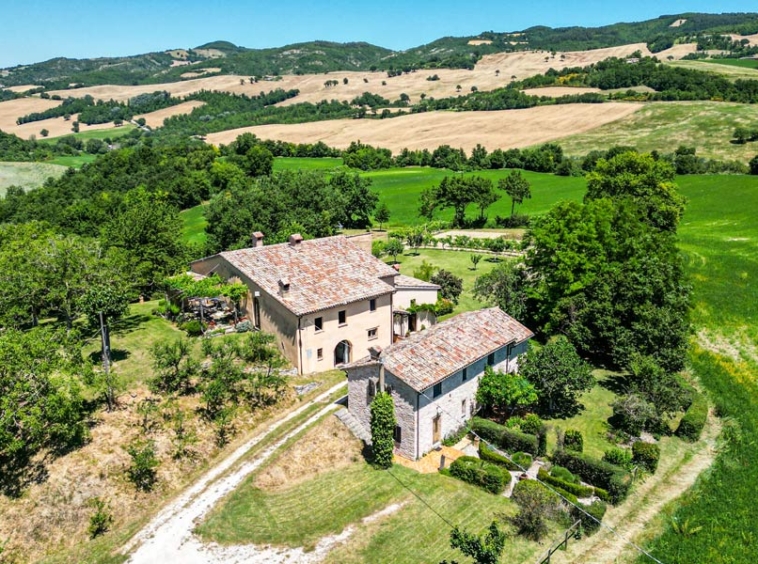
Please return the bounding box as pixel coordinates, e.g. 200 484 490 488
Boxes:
537 424 548 457
551 465 579 484
478 442 520 471
676 391 708 441
602 447 632 470
538 468 595 498
632 441 660 473
472 417 538 455
552 450 633 504
449 455 508 494
564 429 584 452
572 500 607 535
513 452 533 469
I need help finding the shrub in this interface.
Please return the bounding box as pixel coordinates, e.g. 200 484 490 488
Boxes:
572 500 607 535
505 416 524 429
512 452 533 469
125 439 159 492
471 417 504 444
511 480 558 540
602 447 633 470
538 468 595 497
449 456 508 494
676 391 708 441
537 424 548 457
632 441 661 473
87 497 113 538
521 414 543 435
495 214 530 228
235 320 253 333
181 319 203 336
550 465 578 484
564 429 584 452
478 442 520 471
442 422 471 447
552 450 632 504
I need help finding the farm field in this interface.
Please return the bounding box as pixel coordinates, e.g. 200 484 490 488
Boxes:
48 154 98 168
0 161 66 195
134 100 206 128
559 101 758 162
204 103 642 153
703 58 758 70
667 59 758 80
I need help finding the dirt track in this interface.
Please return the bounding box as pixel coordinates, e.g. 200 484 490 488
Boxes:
204 103 642 152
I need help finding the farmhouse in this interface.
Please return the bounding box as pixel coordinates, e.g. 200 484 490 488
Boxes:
345 307 533 460
190 233 438 374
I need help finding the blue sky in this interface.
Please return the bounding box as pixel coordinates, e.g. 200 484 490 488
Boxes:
1 1 754 68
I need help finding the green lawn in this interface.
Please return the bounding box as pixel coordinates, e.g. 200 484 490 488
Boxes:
559 101 758 163
668 59 758 81
197 455 542 564
179 204 208 245
273 156 344 171
703 58 758 70
38 124 137 143
366 167 587 228
389 248 502 314
48 154 98 168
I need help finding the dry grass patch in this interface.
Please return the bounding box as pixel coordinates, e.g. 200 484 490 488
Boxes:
134 100 206 128
0 97 60 131
253 412 362 490
205 103 641 153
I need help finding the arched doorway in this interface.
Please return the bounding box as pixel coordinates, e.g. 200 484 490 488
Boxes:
334 340 352 366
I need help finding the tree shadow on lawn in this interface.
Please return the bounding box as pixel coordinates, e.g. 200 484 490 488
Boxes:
598 373 629 395
87 348 130 364
111 314 152 334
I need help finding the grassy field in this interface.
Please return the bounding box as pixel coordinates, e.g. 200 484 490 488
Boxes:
559 101 758 163
273 156 344 171
179 204 208 245
37 124 137 144
634 174 758 563
48 154 98 168
366 167 587 228
668 59 758 81
197 430 543 564
0 161 66 195
703 58 758 70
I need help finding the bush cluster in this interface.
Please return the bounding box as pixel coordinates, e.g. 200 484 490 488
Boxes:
572 500 608 536
563 429 584 452
478 442 520 471
552 449 633 504
632 441 661 473
449 456 508 494
602 447 633 470
471 417 538 455
676 391 708 442
513 452 533 469
538 468 595 498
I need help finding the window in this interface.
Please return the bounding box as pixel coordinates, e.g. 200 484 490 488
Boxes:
433 382 442 398
368 327 378 340
394 425 402 443
462 367 468 381
487 353 495 366
338 310 347 326
506 343 514 357
461 399 467 416
314 317 323 332
317 348 323 361
369 299 377 312
368 379 376 398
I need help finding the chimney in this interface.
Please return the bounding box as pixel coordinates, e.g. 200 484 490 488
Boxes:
368 346 383 360
278 278 290 296
289 233 303 247
252 231 264 248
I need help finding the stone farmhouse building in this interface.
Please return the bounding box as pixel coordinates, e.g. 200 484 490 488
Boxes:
345 307 533 460
190 233 438 374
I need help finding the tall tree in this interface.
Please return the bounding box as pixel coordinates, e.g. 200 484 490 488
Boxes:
498 170 531 217
442 522 507 564
419 175 497 227
473 260 529 321
370 392 396 469
374 202 391 230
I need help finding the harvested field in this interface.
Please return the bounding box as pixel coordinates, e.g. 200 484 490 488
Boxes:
730 33 758 45
180 67 221 79
468 39 493 45
522 86 601 97
134 100 206 128
40 42 694 110
205 103 642 153
4 84 41 93
0 97 60 131
0 162 66 195
8 116 117 140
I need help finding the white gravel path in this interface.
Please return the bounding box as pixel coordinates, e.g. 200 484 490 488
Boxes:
121 382 347 564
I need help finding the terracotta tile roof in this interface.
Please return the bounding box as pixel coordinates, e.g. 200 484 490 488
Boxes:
394 274 440 290
359 308 533 392
218 236 398 316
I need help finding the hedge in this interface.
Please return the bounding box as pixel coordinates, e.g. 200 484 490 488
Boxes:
471 417 539 455
676 391 708 442
550 465 579 484
564 429 584 453
449 455 508 494
513 452 533 469
478 442 520 471
552 450 633 504
632 441 660 473
537 468 595 498
572 500 607 535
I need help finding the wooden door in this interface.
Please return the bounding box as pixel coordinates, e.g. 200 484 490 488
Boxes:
433 414 441 444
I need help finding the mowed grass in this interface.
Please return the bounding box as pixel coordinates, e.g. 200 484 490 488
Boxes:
667 59 758 81
0 161 66 195
637 174 758 563
48 154 97 168
37 124 137 144
703 58 758 70
197 456 543 564
559 101 758 163
389 249 501 314
179 204 208 245
366 167 587 228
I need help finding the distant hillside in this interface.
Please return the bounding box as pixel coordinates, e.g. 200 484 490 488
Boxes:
1 12 757 87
